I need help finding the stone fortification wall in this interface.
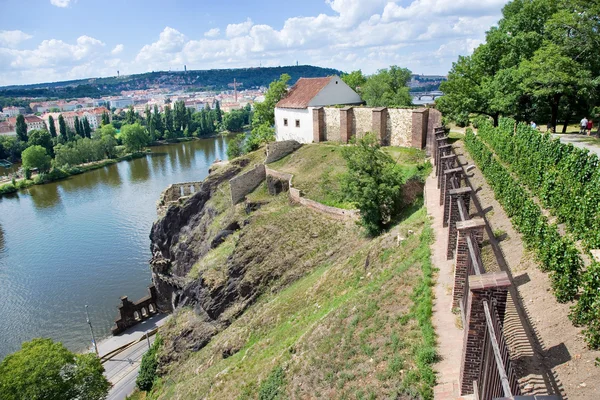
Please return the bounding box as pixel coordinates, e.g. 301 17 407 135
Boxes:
324 108 341 142
313 106 421 148
264 167 360 221
229 164 266 204
265 140 302 164
157 181 204 214
388 109 413 147
352 107 373 139
289 187 360 220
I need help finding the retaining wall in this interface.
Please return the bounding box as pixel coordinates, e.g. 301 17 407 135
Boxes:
265 140 302 164
230 164 266 204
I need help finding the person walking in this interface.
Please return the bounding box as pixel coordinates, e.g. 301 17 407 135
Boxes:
587 119 593 136
581 116 589 134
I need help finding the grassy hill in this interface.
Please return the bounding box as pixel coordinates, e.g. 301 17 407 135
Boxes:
137 144 434 399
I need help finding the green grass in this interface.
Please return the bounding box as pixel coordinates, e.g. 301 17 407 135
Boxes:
148 207 436 399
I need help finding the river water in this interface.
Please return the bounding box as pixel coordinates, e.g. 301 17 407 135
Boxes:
0 136 228 360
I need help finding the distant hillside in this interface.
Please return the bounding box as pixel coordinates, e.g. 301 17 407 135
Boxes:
0 65 342 99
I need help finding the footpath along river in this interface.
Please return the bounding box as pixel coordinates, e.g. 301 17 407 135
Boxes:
0 136 228 360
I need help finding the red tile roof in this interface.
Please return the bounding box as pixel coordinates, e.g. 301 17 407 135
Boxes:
275 77 333 109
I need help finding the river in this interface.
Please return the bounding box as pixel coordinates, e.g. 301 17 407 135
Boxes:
0 136 229 360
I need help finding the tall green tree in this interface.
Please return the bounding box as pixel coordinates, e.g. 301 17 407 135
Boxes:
361 66 412 107
48 115 57 138
101 111 110 126
341 70 367 93
58 114 68 142
223 110 246 132
121 123 150 152
27 129 54 157
21 145 52 173
214 100 223 123
152 105 163 139
0 338 110 400
82 117 92 138
15 114 27 142
163 105 173 138
74 116 82 137
252 73 291 127
126 106 136 125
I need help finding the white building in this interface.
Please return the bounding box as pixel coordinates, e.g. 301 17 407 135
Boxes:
274 76 362 143
108 98 134 109
2 106 26 117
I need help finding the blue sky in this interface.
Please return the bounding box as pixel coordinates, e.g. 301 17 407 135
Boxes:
0 0 510 86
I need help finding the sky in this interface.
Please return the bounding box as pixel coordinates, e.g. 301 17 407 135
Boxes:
0 0 510 86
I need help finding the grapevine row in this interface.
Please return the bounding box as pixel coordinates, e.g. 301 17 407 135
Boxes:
477 118 600 250
464 129 582 303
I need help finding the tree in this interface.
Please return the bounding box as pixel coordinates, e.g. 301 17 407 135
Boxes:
226 134 245 159
223 110 246 132
0 338 110 400
152 105 163 139
252 73 291 127
136 335 162 392
21 145 52 173
15 114 27 142
341 70 367 93
120 123 150 152
245 123 275 153
341 134 405 236
83 117 92 138
74 116 82 138
361 66 413 107
48 115 57 138
101 111 110 126
519 42 592 130
214 100 223 123
27 129 54 157
163 105 174 138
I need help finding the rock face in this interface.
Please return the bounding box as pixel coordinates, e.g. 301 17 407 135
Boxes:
149 161 242 312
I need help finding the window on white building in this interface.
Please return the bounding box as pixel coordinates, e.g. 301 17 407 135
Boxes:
283 118 288 126
295 120 300 128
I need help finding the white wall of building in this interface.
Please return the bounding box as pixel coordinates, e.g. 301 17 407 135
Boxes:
308 76 362 107
275 107 314 143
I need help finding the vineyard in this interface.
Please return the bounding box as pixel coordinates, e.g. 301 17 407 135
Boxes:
464 121 600 349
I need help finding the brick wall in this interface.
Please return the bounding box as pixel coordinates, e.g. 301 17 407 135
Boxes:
229 164 266 204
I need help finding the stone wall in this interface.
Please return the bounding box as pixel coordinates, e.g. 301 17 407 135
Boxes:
315 107 418 148
111 286 159 335
157 181 204 214
324 108 341 142
388 108 414 147
229 164 266 204
352 107 373 139
265 140 302 164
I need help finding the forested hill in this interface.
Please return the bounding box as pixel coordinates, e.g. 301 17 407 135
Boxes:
0 65 342 99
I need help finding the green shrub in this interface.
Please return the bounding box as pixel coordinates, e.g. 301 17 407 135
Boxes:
258 366 286 400
136 335 162 392
0 183 17 195
570 262 600 349
341 133 406 236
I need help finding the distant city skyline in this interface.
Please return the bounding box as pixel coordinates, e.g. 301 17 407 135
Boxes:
0 0 510 86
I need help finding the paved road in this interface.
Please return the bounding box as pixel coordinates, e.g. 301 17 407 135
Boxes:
104 338 154 400
93 313 170 400
553 133 600 156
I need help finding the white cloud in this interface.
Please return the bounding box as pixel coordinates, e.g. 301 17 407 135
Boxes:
0 30 33 48
226 18 253 38
111 44 124 55
0 0 511 85
204 28 220 38
50 0 73 7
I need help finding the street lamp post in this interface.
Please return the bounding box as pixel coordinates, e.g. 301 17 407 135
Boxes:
85 305 99 356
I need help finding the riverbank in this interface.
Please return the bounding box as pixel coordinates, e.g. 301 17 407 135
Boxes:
0 151 150 196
